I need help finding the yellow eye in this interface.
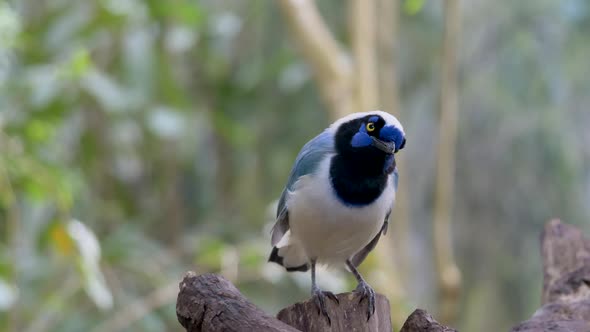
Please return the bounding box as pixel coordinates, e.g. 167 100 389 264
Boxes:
366 122 375 132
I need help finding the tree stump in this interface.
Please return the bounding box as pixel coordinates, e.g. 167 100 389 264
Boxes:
400 309 457 332
277 292 391 332
176 272 453 332
510 219 590 332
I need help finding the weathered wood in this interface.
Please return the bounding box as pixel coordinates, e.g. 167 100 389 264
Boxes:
511 300 590 332
510 220 590 332
276 292 391 332
541 219 590 304
399 309 457 332
176 272 299 332
176 271 454 332
545 265 590 304
511 319 590 332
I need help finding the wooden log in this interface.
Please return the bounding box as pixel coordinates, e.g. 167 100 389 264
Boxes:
510 220 590 332
399 309 457 332
176 271 454 332
176 272 299 332
541 219 590 304
276 292 391 332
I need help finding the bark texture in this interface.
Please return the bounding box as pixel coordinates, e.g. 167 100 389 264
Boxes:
400 309 458 332
277 292 391 332
176 272 453 332
176 272 298 332
509 219 590 332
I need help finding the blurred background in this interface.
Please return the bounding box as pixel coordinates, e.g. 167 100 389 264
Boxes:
1 0 590 331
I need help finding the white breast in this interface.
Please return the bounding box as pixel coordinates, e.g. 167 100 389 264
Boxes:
286 156 395 266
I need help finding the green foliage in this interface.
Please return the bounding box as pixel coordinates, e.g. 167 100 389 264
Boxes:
404 0 426 16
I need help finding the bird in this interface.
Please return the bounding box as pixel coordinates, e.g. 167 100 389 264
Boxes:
268 110 406 324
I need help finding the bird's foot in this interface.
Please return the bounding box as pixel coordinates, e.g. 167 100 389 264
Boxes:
311 286 339 325
354 281 376 321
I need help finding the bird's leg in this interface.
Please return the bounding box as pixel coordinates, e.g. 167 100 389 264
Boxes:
311 259 339 325
346 259 376 320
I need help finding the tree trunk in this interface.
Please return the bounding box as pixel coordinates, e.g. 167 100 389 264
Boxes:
276 0 353 119
433 0 462 325
509 219 590 332
375 3 413 323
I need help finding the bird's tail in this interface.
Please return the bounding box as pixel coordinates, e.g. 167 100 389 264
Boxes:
268 232 309 272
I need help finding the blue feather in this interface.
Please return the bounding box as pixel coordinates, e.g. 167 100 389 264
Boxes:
276 129 334 217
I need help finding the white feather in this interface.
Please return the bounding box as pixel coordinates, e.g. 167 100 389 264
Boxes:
328 110 404 135
279 156 395 267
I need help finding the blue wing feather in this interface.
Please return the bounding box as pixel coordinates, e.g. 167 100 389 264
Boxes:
271 130 334 247
276 129 334 217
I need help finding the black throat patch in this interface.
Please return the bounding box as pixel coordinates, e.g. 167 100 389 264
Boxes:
329 153 389 206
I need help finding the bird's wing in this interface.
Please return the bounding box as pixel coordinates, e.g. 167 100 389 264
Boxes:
271 129 335 246
350 169 399 267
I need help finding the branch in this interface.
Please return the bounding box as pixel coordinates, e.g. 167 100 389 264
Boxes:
176 272 298 332
277 0 350 82
433 0 462 324
277 0 353 118
373 1 414 326
376 0 400 116
350 0 378 112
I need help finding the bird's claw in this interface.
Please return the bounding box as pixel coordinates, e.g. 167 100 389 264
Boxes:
354 281 376 321
324 291 340 305
312 287 339 325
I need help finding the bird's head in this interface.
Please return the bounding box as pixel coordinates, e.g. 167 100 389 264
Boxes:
331 111 406 174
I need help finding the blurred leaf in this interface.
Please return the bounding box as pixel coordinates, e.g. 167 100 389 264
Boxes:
22 176 47 201
0 3 20 53
25 119 55 143
68 219 113 310
68 48 93 78
239 243 264 269
0 278 17 311
100 0 148 21
82 69 136 112
151 1 204 27
147 107 186 140
404 0 426 15
0 251 12 278
50 222 75 256
211 111 255 147
195 237 225 270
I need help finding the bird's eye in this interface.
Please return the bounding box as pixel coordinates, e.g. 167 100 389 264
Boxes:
366 123 375 132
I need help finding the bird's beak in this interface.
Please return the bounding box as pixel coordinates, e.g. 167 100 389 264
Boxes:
371 137 396 155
